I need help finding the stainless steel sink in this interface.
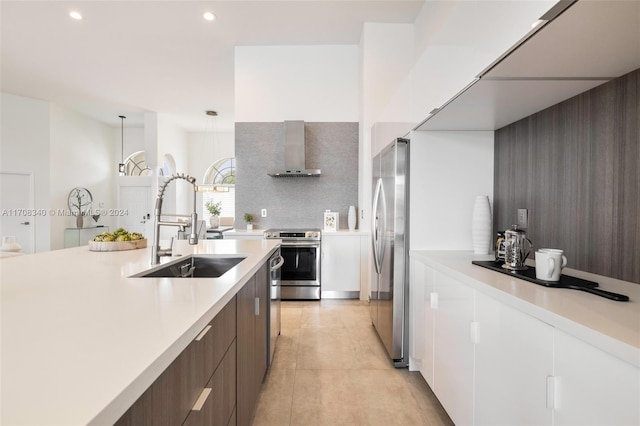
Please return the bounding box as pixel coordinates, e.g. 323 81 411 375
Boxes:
133 255 246 278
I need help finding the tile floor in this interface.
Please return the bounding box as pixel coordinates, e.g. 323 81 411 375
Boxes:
251 300 454 426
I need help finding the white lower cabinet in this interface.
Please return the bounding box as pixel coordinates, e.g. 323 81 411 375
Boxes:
475 291 554 425
432 270 475 426
553 328 640 426
411 258 640 426
321 233 361 298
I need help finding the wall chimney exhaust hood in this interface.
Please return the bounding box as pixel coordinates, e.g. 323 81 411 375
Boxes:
268 120 321 177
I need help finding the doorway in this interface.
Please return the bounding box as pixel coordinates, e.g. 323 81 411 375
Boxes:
0 172 35 253
117 177 153 238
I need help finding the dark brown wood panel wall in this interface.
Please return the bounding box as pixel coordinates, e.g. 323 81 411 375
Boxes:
494 68 639 284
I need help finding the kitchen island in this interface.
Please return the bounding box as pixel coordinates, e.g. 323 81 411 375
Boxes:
1 238 280 425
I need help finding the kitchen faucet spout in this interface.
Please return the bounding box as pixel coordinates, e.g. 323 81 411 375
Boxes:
151 173 199 265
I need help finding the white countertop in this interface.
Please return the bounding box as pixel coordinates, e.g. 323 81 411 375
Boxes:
1 239 280 425
410 251 640 368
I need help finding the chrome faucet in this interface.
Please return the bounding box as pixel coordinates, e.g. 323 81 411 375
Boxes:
151 173 198 265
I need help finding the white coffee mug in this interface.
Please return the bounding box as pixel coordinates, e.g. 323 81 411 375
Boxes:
535 249 567 281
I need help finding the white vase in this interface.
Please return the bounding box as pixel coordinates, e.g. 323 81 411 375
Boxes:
348 205 356 231
471 195 492 254
209 215 219 229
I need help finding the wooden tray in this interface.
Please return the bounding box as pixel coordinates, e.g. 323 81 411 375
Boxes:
88 239 147 252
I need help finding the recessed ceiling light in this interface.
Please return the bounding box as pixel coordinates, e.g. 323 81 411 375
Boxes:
69 11 83 20
203 12 216 21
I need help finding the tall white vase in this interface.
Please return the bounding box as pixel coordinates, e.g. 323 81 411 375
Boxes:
348 205 356 231
471 195 492 254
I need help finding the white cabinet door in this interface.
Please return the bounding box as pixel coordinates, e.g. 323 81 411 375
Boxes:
433 270 475 426
553 328 640 426
475 292 554 425
410 260 436 386
321 234 360 298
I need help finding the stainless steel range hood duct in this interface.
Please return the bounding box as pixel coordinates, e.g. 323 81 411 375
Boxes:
268 120 321 177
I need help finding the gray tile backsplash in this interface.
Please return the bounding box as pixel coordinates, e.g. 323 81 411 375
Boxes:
235 122 358 229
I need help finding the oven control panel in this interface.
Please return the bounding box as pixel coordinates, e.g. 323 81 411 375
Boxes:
264 229 321 240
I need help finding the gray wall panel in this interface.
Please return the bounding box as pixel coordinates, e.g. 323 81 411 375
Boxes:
235 122 358 230
494 68 639 283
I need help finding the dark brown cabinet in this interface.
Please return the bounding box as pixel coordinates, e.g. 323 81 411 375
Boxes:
115 296 237 426
237 262 269 426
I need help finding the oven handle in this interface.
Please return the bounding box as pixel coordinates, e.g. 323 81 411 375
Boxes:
278 241 321 248
270 255 284 271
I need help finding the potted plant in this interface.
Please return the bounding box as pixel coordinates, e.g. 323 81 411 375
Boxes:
205 200 222 228
244 213 254 231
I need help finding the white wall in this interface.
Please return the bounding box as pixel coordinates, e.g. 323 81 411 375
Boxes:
235 45 359 122
188 130 235 216
116 127 145 166
359 23 414 235
409 130 494 251
188 130 235 183
158 114 190 217
0 93 51 252
50 105 115 249
1 93 118 251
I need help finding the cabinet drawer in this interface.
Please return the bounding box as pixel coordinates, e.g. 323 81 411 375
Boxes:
184 340 237 426
194 297 237 389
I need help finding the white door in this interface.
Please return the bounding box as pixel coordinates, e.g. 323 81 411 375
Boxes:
0 172 34 253
118 185 152 237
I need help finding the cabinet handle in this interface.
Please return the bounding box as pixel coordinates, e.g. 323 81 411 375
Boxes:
430 292 439 309
192 387 212 411
470 321 480 344
254 297 260 316
194 325 212 342
546 376 561 409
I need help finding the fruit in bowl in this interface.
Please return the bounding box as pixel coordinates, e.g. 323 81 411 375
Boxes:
90 228 147 251
93 229 144 242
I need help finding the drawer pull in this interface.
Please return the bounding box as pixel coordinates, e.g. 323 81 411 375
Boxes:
195 325 212 342
192 387 212 411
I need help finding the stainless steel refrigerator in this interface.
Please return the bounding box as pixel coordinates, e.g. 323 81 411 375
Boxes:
371 137 409 367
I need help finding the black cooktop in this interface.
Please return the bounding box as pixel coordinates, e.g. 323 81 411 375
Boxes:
471 260 629 302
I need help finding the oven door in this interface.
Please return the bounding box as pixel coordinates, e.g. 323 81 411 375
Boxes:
279 242 320 287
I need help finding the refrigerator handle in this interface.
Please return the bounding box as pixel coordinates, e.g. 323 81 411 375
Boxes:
371 178 384 274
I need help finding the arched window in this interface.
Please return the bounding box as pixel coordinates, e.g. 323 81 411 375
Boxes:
201 157 236 221
124 151 152 176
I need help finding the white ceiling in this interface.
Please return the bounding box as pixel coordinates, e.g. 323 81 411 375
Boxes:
1 0 424 132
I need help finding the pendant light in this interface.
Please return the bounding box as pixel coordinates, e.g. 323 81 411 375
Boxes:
197 110 218 192
118 115 126 175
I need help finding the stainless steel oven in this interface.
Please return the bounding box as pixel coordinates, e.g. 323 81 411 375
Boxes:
264 229 321 300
